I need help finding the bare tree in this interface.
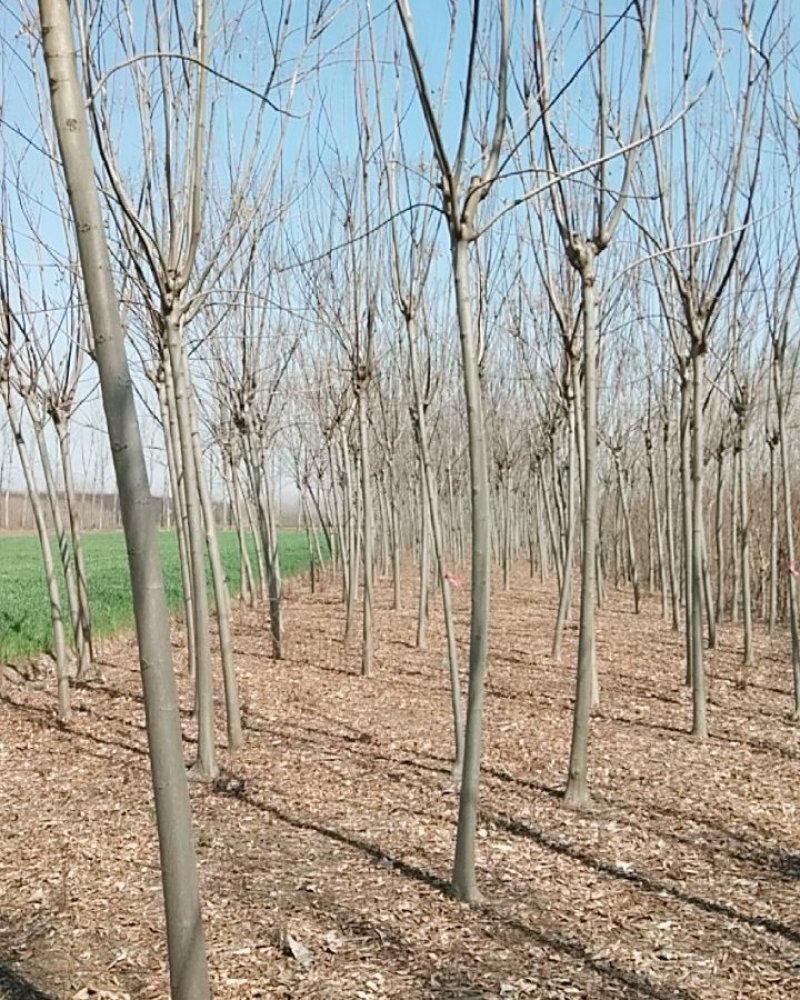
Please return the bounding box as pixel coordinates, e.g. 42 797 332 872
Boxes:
36 0 210 994
393 0 510 902
367 22 465 770
531 0 658 806
642 0 773 737
757 202 800 715
0 272 71 720
75 0 317 770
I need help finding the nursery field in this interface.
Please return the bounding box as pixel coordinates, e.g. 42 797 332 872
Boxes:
1 567 800 1000
0 529 313 664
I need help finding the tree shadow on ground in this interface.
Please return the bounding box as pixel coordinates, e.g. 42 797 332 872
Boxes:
0 694 149 760
709 729 800 761
65 724 149 760
0 963 59 1000
482 763 799 875
600 712 693 737
221 788 706 1000
246 711 800 884
0 696 54 727
77 680 194 718
237 788 451 894
773 853 800 879
491 911 702 1000
598 706 800 746
482 764 562 799
248 715 456 779
491 813 800 945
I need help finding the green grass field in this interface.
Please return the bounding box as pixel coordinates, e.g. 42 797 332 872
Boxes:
0 529 316 663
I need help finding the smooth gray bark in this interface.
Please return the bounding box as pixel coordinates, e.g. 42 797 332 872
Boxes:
164 325 217 777
342 435 358 644
4 397 70 721
645 427 667 618
54 418 94 670
552 398 577 662
157 372 196 679
416 457 430 649
227 457 255 606
690 350 707 738
187 369 242 749
407 315 464 774
680 374 693 684
357 381 375 676
30 413 88 679
245 448 284 659
564 252 599 809
774 357 800 717
714 443 726 626
449 235 492 902
736 399 754 673
614 449 641 614
390 475 402 610
37 3 210 994
767 435 779 633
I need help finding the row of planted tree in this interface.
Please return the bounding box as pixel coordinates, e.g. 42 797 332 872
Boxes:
3 1 800 997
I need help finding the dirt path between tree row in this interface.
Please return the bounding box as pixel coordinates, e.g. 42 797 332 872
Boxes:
2 566 799 999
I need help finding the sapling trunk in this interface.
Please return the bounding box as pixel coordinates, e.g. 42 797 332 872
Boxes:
565 255 599 809
38 3 211 991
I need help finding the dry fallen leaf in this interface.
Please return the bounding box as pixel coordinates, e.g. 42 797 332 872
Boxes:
323 929 344 953
280 929 313 967
1 568 799 1000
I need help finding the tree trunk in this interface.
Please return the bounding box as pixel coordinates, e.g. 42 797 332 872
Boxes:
615 454 641 614
246 492 267 603
645 431 667 618
185 361 242 751
357 382 374 676
714 449 725 625
663 417 680 630
307 476 334 574
227 458 255 606
38 5 211 993
551 446 567 573
164 320 217 778
775 358 800 716
31 414 89 680
5 400 70 722
768 438 778 634
731 449 740 623
390 475 402 610
54 418 94 670
157 373 196 679
377 473 391 580
552 396 577 662
738 417 754 676
502 470 513 591
251 462 283 659
342 435 358 643
647 478 656 595
679 375 693 684
449 236 492 903
416 454 430 649
541 461 560 589
565 252 598 809
690 349 707 739
702 530 716 649
407 314 464 775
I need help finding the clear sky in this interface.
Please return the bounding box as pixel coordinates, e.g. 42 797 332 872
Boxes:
1 1 798 499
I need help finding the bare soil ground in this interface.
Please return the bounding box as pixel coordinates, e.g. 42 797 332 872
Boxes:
1 566 799 1000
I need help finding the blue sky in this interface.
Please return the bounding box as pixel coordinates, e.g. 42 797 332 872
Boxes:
1 1 798 497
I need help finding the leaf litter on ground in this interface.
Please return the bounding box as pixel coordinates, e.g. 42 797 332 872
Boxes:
1 566 799 998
